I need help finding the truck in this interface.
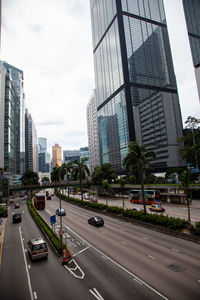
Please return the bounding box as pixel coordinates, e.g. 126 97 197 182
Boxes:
34 195 45 210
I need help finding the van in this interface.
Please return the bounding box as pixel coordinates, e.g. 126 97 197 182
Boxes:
27 238 48 261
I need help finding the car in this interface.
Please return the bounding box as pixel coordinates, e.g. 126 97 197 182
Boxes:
88 216 104 227
56 208 66 216
13 213 22 223
14 203 20 209
27 238 48 261
149 204 165 213
132 207 143 212
84 193 90 200
46 195 51 200
91 198 98 203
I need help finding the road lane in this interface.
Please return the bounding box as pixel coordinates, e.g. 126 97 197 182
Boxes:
45 196 200 300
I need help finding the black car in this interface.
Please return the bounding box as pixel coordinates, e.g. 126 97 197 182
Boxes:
56 208 66 216
13 213 22 223
88 216 104 227
47 195 51 200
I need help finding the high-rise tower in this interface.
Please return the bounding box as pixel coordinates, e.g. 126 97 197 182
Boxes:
182 0 200 102
52 144 62 168
90 0 184 173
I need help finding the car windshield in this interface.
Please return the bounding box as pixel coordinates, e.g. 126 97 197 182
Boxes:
33 243 47 250
94 217 102 221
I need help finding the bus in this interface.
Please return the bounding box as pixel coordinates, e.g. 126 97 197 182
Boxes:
130 190 160 205
34 195 45 210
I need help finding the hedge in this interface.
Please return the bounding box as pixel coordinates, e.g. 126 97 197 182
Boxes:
55 190 200 235
27 198 63 256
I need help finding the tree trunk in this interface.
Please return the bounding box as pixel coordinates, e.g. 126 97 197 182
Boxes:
80 175 83 201
140 168 146 214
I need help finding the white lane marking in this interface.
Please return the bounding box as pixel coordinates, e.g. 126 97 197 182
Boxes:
59 223 168 299
33 291 37 299
72 246 90 258
28 265 31 270
19 227 34 300
76 241 81 246
198 280 200 283
64 259 85 279
134 278 143 285
143 237 149 240
89 288 104 300
172 248 180 253
121 241 127 245
148 255 156 260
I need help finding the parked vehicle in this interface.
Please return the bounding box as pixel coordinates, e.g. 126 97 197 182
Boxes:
88 216 104 227
27 238 48 261
14 203 20 209
132 207 143 212
149 204 165 213
13 213 22 223
56 208 66 216
130 189 159 205
91 198 97 203
84 193 90 200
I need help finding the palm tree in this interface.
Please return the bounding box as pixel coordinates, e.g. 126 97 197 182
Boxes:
72 158 90 201
179 170 191 223
102 179 110 206
123 141 156 214
119 177 126 210
21 170 39 186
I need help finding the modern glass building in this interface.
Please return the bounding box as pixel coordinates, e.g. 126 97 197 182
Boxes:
90 0 184 173
0 62 23 175
182 0 200 101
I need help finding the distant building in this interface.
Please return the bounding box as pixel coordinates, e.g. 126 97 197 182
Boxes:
182 0 200 102
63 150 80 164
87 91 100 173
38 137 50 172
52 143 62 168
0 62 24 175
25 109 38 173
80 147 89 168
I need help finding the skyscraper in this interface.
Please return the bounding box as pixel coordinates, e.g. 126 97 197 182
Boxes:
90 0 183 173
25 109 38 173
182 0 200 101
0 62 24 175
87 91 100 172
38 137 50 172
52 144 62 168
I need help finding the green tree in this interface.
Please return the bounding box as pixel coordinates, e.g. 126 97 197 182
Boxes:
123 141 156 214
119 177 126 210
178 116 200 169
179 170 192 223
72 158 90 201
102 179 110 206
51 166 60 183
21 170 39 186
92 163 117 186
41 177 50 183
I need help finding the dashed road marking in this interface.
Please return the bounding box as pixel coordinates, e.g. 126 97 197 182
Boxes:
148 255 156 260
172 248 180 253
121 241 127 245
33 291 37 299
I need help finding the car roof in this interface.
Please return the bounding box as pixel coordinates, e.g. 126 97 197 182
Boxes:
30 238 46 245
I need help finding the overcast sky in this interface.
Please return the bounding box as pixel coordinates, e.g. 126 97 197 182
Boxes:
2 0 200 155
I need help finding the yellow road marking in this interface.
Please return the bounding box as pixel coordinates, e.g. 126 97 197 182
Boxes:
0 220 6 270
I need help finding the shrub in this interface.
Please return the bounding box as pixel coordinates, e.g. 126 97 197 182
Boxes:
27 198 62 255
191 222 200 236
0 206 8 217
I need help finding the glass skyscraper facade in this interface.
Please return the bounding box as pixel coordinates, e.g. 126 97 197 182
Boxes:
90 0 183 173
182 0 200 101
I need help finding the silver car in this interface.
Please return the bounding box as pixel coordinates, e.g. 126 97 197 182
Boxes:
27 238 48 261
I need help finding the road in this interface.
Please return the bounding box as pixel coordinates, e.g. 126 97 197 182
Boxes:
65 191 200 223
0 196 167 300
43 194 200 300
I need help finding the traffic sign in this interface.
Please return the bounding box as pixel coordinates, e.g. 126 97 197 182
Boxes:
50 215 56 225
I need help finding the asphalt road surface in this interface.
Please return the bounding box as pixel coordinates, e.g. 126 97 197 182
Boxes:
0 196 168 300
43 194 200 300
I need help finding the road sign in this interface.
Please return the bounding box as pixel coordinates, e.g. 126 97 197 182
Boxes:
50 215 56 225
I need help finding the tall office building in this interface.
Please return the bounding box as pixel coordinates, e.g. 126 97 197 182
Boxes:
25 109 38 173
63 150 80 164
3 62 25 174
52 143 62 168
0 62 24 175
90 0 184 173
87 91 100 172
38 137 50 172
182 0 200 101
